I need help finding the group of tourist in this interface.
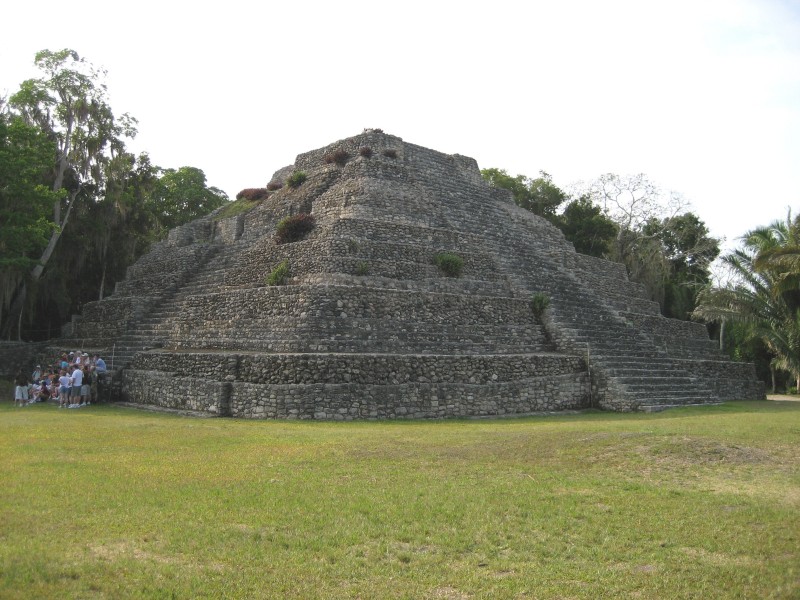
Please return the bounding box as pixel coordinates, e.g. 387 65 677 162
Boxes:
13 351 107 409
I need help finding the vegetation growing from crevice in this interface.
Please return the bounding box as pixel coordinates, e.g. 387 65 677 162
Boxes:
275 213 315 244
266 260 290 286
531 292 551 319
435 252 464 277
286 170 307 188
236 188 270 201
355 261 369 276
323 148 349 166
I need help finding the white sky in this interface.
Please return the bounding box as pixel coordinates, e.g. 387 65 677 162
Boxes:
2 0 799 253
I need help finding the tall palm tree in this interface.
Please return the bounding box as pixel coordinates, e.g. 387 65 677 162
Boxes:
693 213 800 390
752 211 800 289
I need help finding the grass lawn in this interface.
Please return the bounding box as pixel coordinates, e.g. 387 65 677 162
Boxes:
0 392 797 599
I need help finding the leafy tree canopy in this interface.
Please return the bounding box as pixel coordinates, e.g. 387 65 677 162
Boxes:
480 168 566 220
555 195 618 257
694 212 800 389
0 49 230 340
154 166 229 231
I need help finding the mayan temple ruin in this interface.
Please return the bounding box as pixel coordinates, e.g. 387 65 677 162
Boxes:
55 130 765 418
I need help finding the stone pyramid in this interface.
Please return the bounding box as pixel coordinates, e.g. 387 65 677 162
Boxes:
60 131 765 418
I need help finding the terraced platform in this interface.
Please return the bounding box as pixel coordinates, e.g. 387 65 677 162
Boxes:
54 131 764 418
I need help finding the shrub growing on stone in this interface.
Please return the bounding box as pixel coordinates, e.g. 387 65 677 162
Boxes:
236 188 270 201
286 170 307 188
435 252 464 278
355 261 369 276
275 213 315 244
531 292 550 319
359 146 373 158
266 181 283 191
323 148 349 166
267 260 290 286
382 149 397 158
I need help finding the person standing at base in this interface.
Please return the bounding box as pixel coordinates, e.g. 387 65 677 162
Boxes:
58 369 71 408
80 366 91 406
69 364 83 408
14 369 29 407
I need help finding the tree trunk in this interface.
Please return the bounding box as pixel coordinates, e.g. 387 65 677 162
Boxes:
771 365 776 394
719 321 725 351
99 260 107 301
31 189 78 280
1 284 27 340
2 189 79 338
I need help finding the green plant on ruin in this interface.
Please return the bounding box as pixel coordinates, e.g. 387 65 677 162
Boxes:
346 239 360 253
531 292 551 319
266 260 290 286
213 197 260 221
286 170 307 188
355 261 369 276
359 146 373 158
435 252 464 278
275 213 315 244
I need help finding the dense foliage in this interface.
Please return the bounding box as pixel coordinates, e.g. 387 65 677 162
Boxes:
481 168 719 320
0 49 229 340
694 212 800 391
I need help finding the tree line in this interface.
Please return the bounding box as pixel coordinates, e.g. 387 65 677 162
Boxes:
480 168 720 321
1 49 228 340
481 167 797 392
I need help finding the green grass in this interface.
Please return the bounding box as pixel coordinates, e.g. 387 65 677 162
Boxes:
213 197 260 220
0 397 797 599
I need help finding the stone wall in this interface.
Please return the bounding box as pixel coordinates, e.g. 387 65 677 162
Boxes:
0 342 45 378
123 350 590 419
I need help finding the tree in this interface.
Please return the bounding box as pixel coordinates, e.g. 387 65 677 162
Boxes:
580 174 718 316
694 215 800 390
643 213 720 319
3 49 137 337
152 166 228 231
481 168 566 221
0 112 63 334
88 152 164 300
555 195 617 257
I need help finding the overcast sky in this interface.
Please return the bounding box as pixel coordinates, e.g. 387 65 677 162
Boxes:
2 0 799 253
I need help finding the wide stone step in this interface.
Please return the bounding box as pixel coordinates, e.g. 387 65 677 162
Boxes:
165 341 548 354
127 351 589 386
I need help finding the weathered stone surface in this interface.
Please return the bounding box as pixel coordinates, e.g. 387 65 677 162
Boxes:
56 131 765 418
